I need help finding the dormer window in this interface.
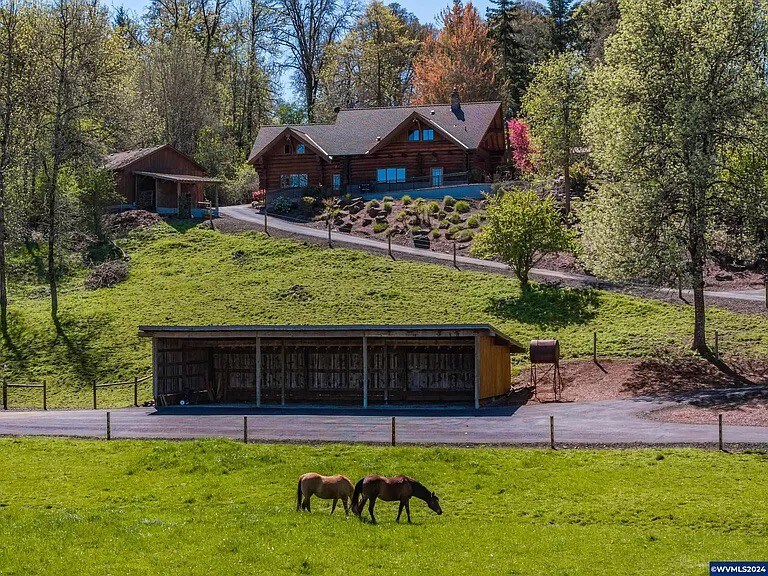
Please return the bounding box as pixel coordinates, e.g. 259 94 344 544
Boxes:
297 143 306 154
407 129 420 141
284 143 291 154
423 129 435 141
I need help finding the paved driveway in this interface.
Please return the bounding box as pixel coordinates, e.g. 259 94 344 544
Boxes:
220 205 766 304
2 400 768 446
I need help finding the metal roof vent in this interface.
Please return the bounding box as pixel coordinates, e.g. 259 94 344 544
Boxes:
430 109 435 115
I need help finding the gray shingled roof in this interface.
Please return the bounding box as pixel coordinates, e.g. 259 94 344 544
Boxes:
104 145 166 170
248 101 502 162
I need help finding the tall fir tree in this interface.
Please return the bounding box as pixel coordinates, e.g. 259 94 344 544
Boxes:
486 0 527 114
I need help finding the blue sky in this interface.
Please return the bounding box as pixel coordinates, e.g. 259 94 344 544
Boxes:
110 0 495 28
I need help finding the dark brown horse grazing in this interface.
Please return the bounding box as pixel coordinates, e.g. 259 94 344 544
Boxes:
351 475 442 523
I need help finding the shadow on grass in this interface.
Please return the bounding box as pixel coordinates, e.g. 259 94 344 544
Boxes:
164 218 201 233
51 313 112 387
487 284 600 328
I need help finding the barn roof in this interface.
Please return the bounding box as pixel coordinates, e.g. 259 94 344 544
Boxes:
138 323 525 352
104 144 208 174
248 101 502 163
134 171 224 184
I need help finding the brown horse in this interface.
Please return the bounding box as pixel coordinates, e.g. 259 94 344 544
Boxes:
296 473 354 515
351 475 442 523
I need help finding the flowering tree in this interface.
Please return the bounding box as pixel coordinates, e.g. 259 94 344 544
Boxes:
507 119 536 175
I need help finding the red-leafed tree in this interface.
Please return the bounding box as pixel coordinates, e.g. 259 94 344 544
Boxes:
507 118 536 175
412 0 498 104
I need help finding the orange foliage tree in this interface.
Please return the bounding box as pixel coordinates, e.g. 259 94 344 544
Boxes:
412 0 499 104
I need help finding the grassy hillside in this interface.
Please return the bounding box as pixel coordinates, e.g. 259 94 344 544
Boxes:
1 439 766 575
2 222 767 407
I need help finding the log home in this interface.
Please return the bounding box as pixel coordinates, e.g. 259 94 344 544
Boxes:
248 91 506 197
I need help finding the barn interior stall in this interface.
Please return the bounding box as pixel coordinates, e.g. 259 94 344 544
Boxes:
139 325 525 408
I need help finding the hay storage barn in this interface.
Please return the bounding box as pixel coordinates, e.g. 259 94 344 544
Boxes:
139 324 525 408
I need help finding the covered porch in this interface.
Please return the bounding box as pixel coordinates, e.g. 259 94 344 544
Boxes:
134 171 224 218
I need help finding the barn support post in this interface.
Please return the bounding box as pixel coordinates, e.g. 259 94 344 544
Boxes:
281 341 286 405
151 338 159 405
383 344 389 404
363 336 368 408
255 337 262 407
176 181 181 217
473 335 480 409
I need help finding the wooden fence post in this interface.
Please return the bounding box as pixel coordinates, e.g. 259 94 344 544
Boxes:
264 193 269 236
243 416 248 444
2 378 7 410
327 218 332 247
133 376 138 407
92 381 97 410
388 233 393 260
453 241 458 269
714 331 720 361
718 413 723 451
43 380 47 411
593 332 597 363
391 417 396 447
550 415 555 449
106 412 111 441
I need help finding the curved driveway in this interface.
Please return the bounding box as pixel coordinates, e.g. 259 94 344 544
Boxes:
2 400 768 446
220 205 765 304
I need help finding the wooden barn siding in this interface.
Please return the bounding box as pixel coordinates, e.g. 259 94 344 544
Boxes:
115 147 206 205
477 335 512 400
154 337 476 403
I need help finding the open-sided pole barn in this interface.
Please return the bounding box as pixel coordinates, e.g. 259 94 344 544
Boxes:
138 325 525 408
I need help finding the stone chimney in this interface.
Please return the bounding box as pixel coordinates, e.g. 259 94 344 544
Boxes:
451 87 461 113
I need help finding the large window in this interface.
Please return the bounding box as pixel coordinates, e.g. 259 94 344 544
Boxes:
407 129 420 141
280 174 309 188
296 143 306 154
333 173 341 191
423 129 435 141
376 168 406 183
431 167 443 187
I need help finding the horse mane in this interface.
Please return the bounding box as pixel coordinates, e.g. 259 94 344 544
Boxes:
408 479 432 502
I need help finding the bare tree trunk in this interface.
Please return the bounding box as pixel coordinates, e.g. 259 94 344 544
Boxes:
691 275 706 352
0 0 16 336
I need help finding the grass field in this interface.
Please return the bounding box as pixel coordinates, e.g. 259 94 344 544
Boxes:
3 221 768 407
0 438 766 575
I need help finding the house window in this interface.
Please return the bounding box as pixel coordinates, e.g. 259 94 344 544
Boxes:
333 173 341 191
284 144 291 154
431 167 444 187
377 168 406 183
423 129 435 141
407 129 420 141
297 143 306 154
280 174 309 188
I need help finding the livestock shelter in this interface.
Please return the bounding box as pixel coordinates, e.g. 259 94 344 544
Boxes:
105 144 223 218
139 324 525 408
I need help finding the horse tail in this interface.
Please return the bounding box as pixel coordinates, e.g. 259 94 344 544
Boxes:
296 476 303 512
351 478 364 514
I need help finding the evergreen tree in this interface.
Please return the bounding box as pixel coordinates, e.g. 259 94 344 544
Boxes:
486 0 527 114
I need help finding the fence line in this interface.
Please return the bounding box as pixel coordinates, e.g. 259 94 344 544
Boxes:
2 374 151 411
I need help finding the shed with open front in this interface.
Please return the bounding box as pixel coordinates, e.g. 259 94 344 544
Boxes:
138 324 525 408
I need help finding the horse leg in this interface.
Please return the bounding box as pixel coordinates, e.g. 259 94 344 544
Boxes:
331 498 337 515
342 497 349 516
368 497 377 524
356 496 368 518
405 499 411 523
396 501 404 523
305 495 311 513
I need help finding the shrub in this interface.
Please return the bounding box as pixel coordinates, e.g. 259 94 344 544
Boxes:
84 260 129 290
383 201 393 213
455 200 471 213
396 212 407 222
382 196 394 202
401 195 412 205
431 229 441 239
447 224 464 238
443 195 456 207
373 221 389 234
447 213 462 224
471 186 573 285
467 215 480 228
427 201 440 214
300 196 317 214
455 229 475 242
271 196 295 214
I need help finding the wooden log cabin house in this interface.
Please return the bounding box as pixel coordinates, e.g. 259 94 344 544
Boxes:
105 144 223 218
247 90 507 198
139 324 525 408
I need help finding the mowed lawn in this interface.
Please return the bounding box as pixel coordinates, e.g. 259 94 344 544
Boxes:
0 439 766 575
3 223 768 407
